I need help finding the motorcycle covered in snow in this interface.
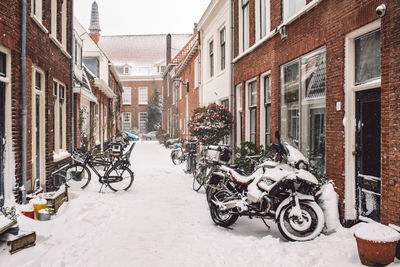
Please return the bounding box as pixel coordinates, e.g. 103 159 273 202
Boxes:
208 131 324 241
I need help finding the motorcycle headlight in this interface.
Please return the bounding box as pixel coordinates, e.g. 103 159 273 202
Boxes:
298 161 308 170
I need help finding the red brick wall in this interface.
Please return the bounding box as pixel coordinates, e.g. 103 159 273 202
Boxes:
176 50 200 139
120 79 163 132
1 0 73 195
234 0 400 225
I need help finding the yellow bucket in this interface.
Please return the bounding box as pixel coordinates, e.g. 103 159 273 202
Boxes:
33 203 47 219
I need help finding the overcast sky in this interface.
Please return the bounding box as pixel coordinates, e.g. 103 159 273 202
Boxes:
74 0 212 36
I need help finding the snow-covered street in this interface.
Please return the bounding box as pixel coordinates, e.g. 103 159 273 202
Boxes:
1 142 397 266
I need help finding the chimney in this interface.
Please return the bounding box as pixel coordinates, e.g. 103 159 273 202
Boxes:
193 23 198 34
89 1 101 44
166 34 171 65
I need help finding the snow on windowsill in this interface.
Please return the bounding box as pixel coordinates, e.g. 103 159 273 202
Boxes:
53 150 71 162
354 222 400 243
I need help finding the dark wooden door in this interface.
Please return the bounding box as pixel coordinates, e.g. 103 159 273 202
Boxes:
355 88 381 222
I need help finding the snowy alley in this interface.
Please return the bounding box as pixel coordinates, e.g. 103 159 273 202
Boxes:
1 142 398 267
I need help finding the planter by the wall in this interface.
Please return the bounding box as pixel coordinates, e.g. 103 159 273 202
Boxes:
354 223 400 266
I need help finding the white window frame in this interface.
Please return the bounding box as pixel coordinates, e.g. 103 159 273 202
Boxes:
282 0 306 22
255 0 271 41
239 0 250 53
246 79 257 143
259 71 271 146
194 56 199 89
31 0 43 23
61 0 67 49
122 112 131 130
139 87 148 105
344 20 381 221
236 84 243 146
122 87 131 105
0 46 13 202
53 80 67 157
32 66 46 186
209 40 214 78
138 112 148 133
220 27 226 71
51 0 57 38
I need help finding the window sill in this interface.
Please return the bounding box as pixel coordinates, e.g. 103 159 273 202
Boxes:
31 14 49 34
53 150 71 162
50 35 71 59
122 103 132 106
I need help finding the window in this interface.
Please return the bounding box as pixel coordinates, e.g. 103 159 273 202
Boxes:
51 0 57 37
248 81 257 143
221 99 229 110
122 87 131 105
236 84 243 146
83 57 99 77
0 52 6 78
242 0 250 51
209 40 214 77
179 83 182 100
263 75 271 145
355 30 381 85
122 112 131 130
74 39 77 65
139 112 148 133
31 0 43 22
53 80 66 154
161 66 166 73
282 0 306 22
123 65 129 75
260 0 270 38
220 27 226 70
194 57 199 88
61 0 67 48
281 47 326 169
139 87 148 105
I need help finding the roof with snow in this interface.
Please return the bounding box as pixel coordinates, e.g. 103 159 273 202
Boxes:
98 34 191 77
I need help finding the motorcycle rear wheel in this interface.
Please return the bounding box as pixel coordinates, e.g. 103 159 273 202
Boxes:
209 191 239 227
277 201 324 241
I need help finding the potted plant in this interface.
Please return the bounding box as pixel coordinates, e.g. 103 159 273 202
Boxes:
354 223 400 266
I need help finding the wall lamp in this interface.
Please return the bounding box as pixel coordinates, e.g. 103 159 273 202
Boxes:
173 79 190 92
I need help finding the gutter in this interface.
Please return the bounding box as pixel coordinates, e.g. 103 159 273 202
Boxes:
71 0 75 149
21 0 27 204
230 0 234 149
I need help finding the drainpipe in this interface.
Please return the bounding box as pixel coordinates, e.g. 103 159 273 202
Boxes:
230 0 235 153
21 0 27 204
71 0 75 150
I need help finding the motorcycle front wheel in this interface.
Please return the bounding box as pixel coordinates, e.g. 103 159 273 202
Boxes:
209 190 239 227
277 201 324 242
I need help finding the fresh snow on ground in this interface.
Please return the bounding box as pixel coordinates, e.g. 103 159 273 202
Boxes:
1 142 399 266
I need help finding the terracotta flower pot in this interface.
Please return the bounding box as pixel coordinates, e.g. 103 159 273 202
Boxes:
354 234 398 266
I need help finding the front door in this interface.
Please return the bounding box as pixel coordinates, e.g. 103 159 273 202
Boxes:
0 82 5 206
355 88 381 222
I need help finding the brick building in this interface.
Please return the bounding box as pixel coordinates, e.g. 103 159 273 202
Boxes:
99 34 191 134
172 33 200 140
0 0 73 204
232 0 400 225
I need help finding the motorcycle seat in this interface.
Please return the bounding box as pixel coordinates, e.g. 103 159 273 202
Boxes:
220 165 254 185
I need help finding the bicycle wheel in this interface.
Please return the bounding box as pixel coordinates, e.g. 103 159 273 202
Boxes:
192 166 205 192
106 165 134 192
66 163 91 189
172 150 183 165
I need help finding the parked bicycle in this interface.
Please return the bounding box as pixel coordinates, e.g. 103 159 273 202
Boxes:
171 142 185 165
185 140 198 176
66 142 135 192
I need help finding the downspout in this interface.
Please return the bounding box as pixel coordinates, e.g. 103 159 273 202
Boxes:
71 0 75 149
230 0 235 152
21 0 27 204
